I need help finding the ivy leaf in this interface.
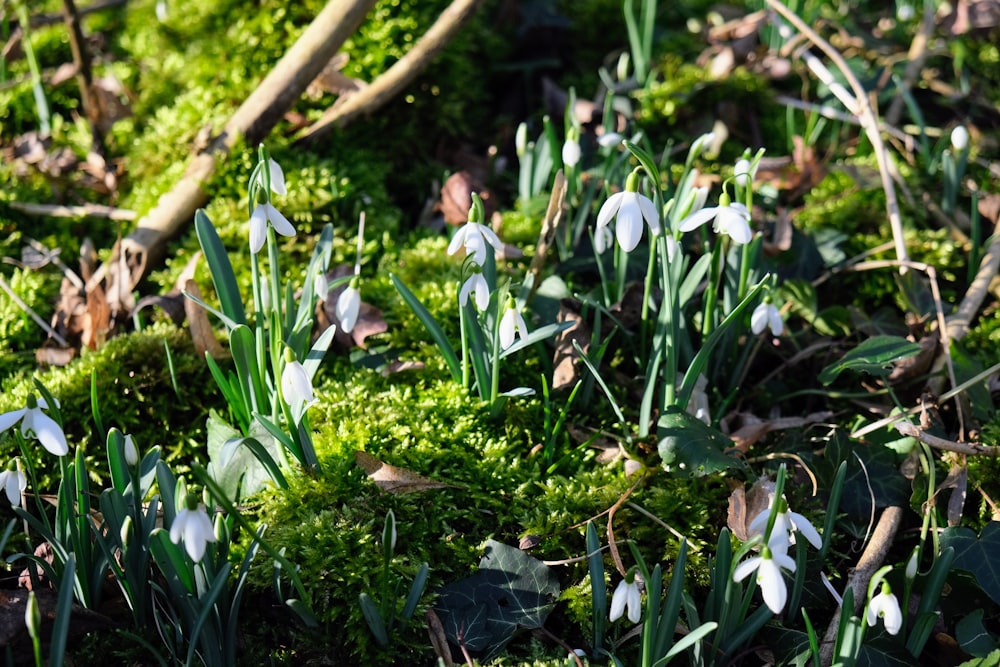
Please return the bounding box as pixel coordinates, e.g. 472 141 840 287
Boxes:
657 407 747 477
941 523 1000 606
818 335 923 385
434 540 560 662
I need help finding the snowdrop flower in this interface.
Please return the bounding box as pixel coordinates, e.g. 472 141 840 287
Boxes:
249 202 296 254
951 125 969 152
0 460 26 507
257 158 287 196
598 132 623 149
734 158 758 188
170 495 216 562
499 298 529 350
678 191 752 244
610 573 641 623
594 225 614 255
751 301 783 336
562 131 581 168
866 582 902 635
0 395 68 456
596 169 661 253
313 273 329 301
281 357 317 413
459 272 490 311
733 545 796 614
448 220 504 267
336 280 361 334
748 498 822 552
123 434 139 466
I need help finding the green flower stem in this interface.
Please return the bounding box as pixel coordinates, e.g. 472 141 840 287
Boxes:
701 237 725 339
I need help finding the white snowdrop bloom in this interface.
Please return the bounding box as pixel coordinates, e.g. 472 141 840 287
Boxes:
499 303 529 350
447 221 504 267
336 284 361 334
678 193 752 245
562 138 581 168
609 578 641 623
951 125 969 152
281 360 317 412
0 395 68 457
596 182 661 253
733 547 796 614
169 501 217 563
459 272 490 311
0 463 26 507
249 203 296 254
867 584 903 635
751 302 783 336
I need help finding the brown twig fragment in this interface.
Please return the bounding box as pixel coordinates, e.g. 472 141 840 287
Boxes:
820 506 904 666
765 0 910 273
297 0 483 145
895 421 1000 457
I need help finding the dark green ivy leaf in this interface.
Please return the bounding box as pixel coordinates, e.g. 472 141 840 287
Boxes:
941 523 1000 606
657 407 747 477
818 335 923 385
434 540 560 662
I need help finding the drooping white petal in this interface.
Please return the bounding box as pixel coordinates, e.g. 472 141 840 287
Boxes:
281 361 316 410
459 273 490 311
678 206 718 232
951 126 969 152
596 192 626 229
636 193 661 235
734 158 751 187
615 193 645 252
594 226 614 255
464 233 488 266
610 579 627 622
789 511 821 549
768 306 784 336
265 203 296 238
714 205 752 244
499 308 527 350
0 408 26 433
336 286 361 334
598 132 623 148
757 557 788 614
476 223 504 254
447 225 469 256
751 303 770 335
0 469 25 506
249 205 268 254
170 506 217 563
22 408 68 456
733 556 762 583
562 139 581 167
626 581 642 623
267 159 287 195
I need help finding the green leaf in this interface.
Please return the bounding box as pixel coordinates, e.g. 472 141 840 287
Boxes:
818 335 923 385
957 609 1000 657
942 524 1000 605
434 539 560 662
958 649 1000 667
657 407 747 477
195 209 246 326
390 274 461 383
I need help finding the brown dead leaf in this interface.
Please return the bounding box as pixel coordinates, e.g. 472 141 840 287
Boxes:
727 410 834 451
755 136 826 201
306 52 367 99
437 170 494 226
184 280 227 359
354 451 458 494
319 265 388 349
887 333 938 384
762 208 794 256
379 359 426 376
552 298 591 391
727 476 775 542
426 608 454 667
526 170 566 300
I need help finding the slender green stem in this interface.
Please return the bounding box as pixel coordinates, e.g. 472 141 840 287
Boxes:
701 239 724 339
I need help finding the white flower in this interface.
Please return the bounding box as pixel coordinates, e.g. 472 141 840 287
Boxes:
281 360 317 412
751 303 783 336
562 138 581 168
733 547 796 614
499 305 529 350
169 503 216 562
123 434 139 466
0 465 26 507
951 126 969 152
257 158 287 196
0 396 68 456
866 586 902 635
313 273 329 300
748 502 822 551
249 203 296 254
598 132 623 149
610 578 641 623
678 196 752 244
594 225 614 255
734 158 758 188
336 285 361 334
447 221 504 267
596 191 661 253
459 273 490 311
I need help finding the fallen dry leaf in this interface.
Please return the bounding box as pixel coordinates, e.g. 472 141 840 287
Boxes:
727 476 775 542
318 264 388 349
184 280 227 359
354 451 458 494
551 298 591 391
727 410 834 451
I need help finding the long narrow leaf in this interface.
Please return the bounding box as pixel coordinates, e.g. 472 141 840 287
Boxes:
587 522 606 656
400 562 430 624
195 209 247 325
186 562 231 667
48 554 77 667
230 325 267 415
391 274 461 381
